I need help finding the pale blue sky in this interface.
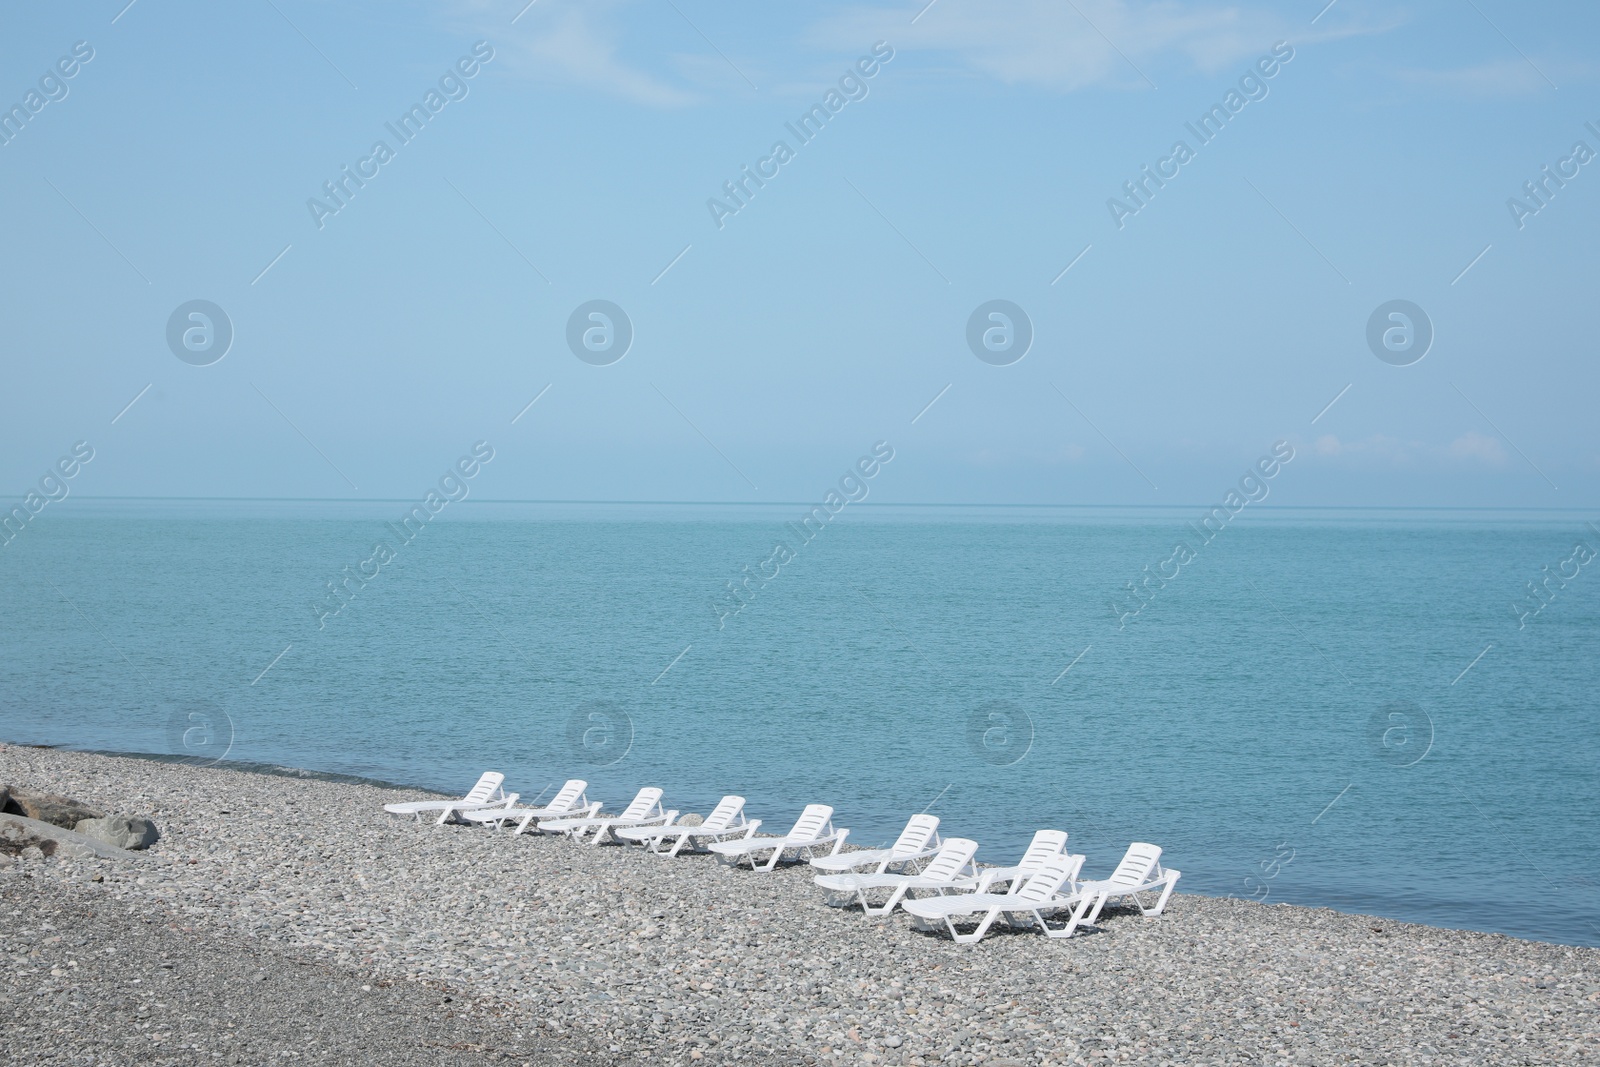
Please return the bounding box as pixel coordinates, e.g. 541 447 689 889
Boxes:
2 0 1596 506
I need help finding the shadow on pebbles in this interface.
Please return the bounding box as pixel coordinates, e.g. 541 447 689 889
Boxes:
3 744 1598 1067
2 877 625 1066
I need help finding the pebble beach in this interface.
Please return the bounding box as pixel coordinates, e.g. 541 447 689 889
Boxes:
4 744 1597 1067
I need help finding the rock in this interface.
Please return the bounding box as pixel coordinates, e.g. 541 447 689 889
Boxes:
0 819 97 858
75 815 160 851
676 813 704 827
0 784 10 812
0 821 48 856
7 789 105 829
0 814 137 860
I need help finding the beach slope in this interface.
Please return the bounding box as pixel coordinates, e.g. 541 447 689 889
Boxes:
3 745 1596 1066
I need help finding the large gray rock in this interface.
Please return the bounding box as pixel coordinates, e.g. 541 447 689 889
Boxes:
0 814 137 860
0 820 98 859
0 821 48 856
74 815 159 851
5 789 104 829
675 813 704 827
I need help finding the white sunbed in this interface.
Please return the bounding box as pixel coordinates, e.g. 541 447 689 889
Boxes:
459 779 599 833
808 813 942 875
614 795 760 857
1077 842 1182 923
707 804 849 872
814 837 980 916
382 771 507 824
901 856 1093 943
539 787 676 846
963 829 1070 893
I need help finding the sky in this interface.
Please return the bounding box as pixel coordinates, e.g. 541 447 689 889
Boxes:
1 0 1596 508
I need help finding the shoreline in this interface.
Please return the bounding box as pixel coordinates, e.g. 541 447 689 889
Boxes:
14 740 448 795
4 743 1597 1066
7 739 1587 950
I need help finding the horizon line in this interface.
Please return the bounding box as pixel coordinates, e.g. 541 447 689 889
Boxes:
36 496 1600 513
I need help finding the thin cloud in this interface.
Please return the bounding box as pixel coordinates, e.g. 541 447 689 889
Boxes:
1314 431 1510 468
806 0 1378 92
451 0 701 108
1448 431 1509 467
452 0 1385 104
454 0 1388 103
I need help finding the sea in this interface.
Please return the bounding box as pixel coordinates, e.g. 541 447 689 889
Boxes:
2 499 1596 947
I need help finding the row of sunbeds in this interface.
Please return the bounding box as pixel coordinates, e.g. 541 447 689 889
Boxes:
382 772 1181 944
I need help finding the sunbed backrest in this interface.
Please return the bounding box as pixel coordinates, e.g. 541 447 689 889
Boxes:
550 779 587 811
464 772 505 804
923 838 979 881
1015 857 1075 904
703 795 745 831
890 814 941 856
790 804 833 839
1109 843 1162 887
1016 829 1068 870
619 788 662 820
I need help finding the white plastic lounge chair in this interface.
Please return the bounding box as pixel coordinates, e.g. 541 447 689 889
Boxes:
382 772 506 824
964 829 1070 893
707 804 849 872
808 813 942 875
614 795 760 856
1078 842 1181 922
459 779 599 833
814 837 980 916
539 787 676 846
902 856 1092 943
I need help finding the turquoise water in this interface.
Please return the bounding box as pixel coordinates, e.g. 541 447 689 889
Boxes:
2 501 1597 946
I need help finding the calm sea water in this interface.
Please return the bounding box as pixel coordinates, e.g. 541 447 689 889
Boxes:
2 501 1596 946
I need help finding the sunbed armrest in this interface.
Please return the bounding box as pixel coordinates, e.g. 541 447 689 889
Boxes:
436 792 519 826
975 867 1034 895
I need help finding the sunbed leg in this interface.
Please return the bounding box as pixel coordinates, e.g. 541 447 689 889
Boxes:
862 886 901 917
967 909 1002 944
1040 897 1094 939
1145 871 1179 915
946 913 987 945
